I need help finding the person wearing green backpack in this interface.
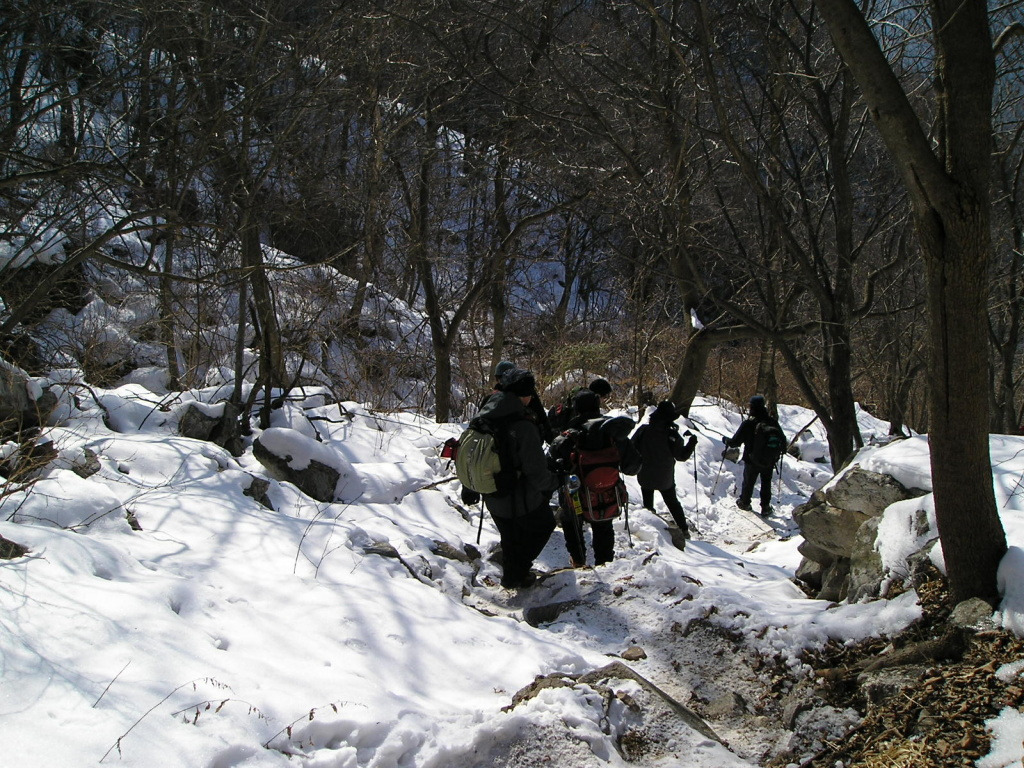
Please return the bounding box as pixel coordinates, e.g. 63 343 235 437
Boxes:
460 368 560 589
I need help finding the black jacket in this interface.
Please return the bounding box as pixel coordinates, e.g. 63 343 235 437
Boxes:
631 419 697 490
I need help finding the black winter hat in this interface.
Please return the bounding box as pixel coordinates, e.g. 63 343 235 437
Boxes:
652 400 677 423
749 395 768 416
588 378 612 397
494 360 515 378
573 388 601 416
499 368 537 397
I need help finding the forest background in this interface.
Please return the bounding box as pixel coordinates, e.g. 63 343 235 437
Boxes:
1 1 1022 595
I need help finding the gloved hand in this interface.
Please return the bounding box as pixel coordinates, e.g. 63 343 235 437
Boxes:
688 434 698 448
721 448 729 459
461 487 481 505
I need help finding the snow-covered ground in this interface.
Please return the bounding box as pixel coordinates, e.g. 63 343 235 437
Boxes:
2 383 1024 767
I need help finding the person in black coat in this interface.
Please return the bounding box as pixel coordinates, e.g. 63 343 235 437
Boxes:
630 400 698 538
470 367 560 589
724 395 785 515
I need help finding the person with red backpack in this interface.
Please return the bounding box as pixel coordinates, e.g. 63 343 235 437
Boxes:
723 395 786 516
548 389 640 567
630 400 699 541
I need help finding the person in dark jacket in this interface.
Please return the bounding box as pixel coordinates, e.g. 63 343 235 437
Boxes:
470 367 560 588
631 400 698 539
724 395 784 516
548 389 640 567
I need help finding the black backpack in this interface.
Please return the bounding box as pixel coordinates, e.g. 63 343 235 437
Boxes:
749 420 786 469
547 387 588 435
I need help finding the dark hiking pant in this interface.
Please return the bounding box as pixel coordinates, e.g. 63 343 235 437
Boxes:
740 462 774 510
641 485 688 533
560 508 615 566
492 503 556 586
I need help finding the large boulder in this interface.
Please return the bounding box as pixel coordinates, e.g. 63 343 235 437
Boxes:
822 466 922 517
795 465 926 601
0 357 57 435
178 401 244 456
252 427 364 503
847 517 885 602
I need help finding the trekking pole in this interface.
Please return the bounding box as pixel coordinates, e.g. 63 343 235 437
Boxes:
692 449 700 517
564 474 588 566
475 498 485 545
711 454 726 495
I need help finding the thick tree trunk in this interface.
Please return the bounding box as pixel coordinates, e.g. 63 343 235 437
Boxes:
822 322 862 469
670 326 758 416
920 214 1005 601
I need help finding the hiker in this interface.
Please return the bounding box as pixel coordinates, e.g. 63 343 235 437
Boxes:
548 389 641 567
723 395 786 516
492 360 515 392
548 377 613 436
463 367 560 589
588 377 612 408
630 400 699 539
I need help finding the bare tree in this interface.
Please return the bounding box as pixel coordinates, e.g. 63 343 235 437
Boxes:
815 0 1008 602
989 22 1024 433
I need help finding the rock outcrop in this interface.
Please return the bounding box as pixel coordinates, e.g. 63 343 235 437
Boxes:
0 357 57 436
794 465 927 602
178 401 244 456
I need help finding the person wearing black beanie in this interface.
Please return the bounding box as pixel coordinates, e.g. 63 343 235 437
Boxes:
588 378 612 404
468 368 560 588
631 401 698 542
723 395 785 516
499 368 537 397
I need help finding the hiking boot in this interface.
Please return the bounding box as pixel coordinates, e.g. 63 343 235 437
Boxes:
518 571 538 589
736 499 752 511
570 558 586 569
501 571 539 589
760 505 772 517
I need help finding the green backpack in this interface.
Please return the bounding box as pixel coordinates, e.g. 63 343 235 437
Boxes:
455 417 515 495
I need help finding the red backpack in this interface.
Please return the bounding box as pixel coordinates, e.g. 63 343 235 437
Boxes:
567 440 628 522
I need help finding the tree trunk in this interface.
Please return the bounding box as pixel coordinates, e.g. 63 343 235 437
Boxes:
241 217 284 428
920 213 1005 601
670 326 759 416
160 230 182 390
